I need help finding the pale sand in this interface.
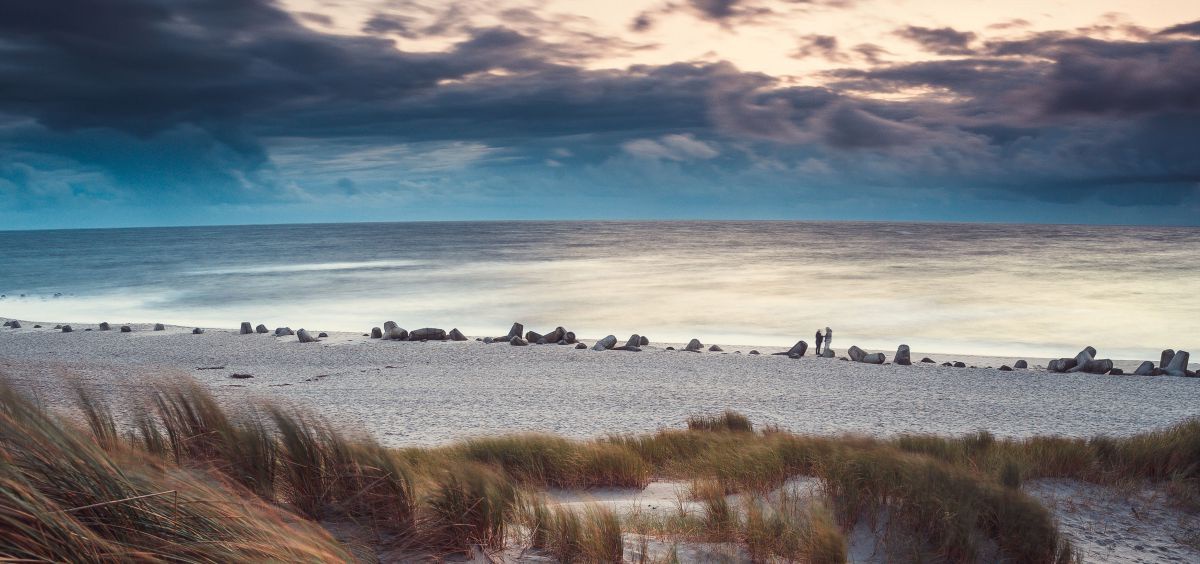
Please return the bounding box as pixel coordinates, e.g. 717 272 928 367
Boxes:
0 318 1196 445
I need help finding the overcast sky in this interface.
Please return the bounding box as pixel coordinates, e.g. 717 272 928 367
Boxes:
2 0 1199 228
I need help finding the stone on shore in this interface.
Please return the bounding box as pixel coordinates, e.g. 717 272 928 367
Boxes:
274 327 294 337
1134 361 1155 376
506 323 524 339
920 357 934 363
593 335 618 351
543 327 566 343
192 328 204 334
821 349 835 358
386 327 408 341
847 346 866 362
953 361 967 368
2 321 9 327
786 340 808 357
999 365 1013 371
895 344 911 365
1082 359 1114 374
409 328 447 341
154 323 165 331
1065 347 1096 373
8 321 20 329
1109 368 1125 375
861 352 885 364
575 342 587 349
99 322 110 331
120 325 131 333
240 322 253 335
1165 350 1191 377
625 334 642 348
448 328 467 341
749 350 760 355
255 324 268 333
510 336 528 346
1160 349 1175 369
639 336 649 346
709 345 723 352
297 329 318 343
383 321 398 333
685 339 704 352
525 331 543 343
1014 360 1028 369
564 332 577 344
318 332 328 337
1047 358 1071 372
483 337 494 343
370 327 382 339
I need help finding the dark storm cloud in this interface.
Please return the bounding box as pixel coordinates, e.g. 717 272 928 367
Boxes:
1158 20 1200 36
896 25 977 55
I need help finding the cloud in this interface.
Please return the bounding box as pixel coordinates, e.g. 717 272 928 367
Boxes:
623 134 720 160
896 25 978 55
1158 20 1200 36
793 34 847 62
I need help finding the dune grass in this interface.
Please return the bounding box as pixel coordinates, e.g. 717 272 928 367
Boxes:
4 373 1199 562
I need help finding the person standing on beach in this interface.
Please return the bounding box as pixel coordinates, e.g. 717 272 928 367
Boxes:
815 329 824 355
824 327 832 352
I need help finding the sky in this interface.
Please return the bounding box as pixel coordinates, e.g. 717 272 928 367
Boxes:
1 0 1199 229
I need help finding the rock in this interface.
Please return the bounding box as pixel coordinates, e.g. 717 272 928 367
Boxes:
536 337 548 345
99 322 110 331
85 328 92 331
625 334 642 348
371 327 383 339
786 340 808 357
685 339 704 352
483 337 493 344
1134 361 1155 376
999 365 1013 371
941 362 953 367
1081 359 1114 375
952 361 967 368
297 329 318 343
274 327 294 336
1065 347 1096 373
709 345 723 352
861 353 885 364
318 332 328 338
1165 350 1190 377
592 335 618 351
920 357 935 363
120 325 131 333
895 345 911 366
847 346 866 362
575 343 587 349
788 352 800 359
1014 360 1028 369
564 332 577 344
229 373 253 379
448 328 467 341
192 328 204 334
510 336 528 346
240 322 253 335
639 336 649 346
8 321 20 329
506 322 524 339
33 325 41 328
255 324 268 334
1160 349 1175 369
154 323 165 331
557 340 567 345
734 351 742 354
384 321 398 333
386 327 408 341
821 349 834 358
1 321 9 327
543 327 566 343
409 328 447 341
525 331 543 343
613 345 643 352
1047 358 1077 373
665 346 675 351
1109 368 1124 375
54 324 62 329
749 350 760 355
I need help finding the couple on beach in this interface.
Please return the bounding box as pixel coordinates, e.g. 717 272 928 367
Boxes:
814 327 833 355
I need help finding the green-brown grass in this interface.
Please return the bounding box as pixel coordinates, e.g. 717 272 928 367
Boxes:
4 373 1199 562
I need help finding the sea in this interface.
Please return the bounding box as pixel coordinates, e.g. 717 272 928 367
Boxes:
1 221 1197 359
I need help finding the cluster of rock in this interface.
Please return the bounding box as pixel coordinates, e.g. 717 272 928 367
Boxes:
847 346 886 364
769 341 809 359
366 321 469 343
2 320 21 329
1133 349 1193 377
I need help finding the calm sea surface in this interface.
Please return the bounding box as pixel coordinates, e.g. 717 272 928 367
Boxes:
1 221 1196 358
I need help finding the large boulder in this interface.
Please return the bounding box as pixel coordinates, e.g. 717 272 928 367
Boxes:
861 352 885 364
639 336 650 346
192 328 204 334
786 340 808 357
821 349 835 358
895 344 911 366
625 334 642 348
564 331 577 344
408 328 446 341
592 335 618 351
1065 347 1096 373
448 328 467 341
370 327 383 339
510 336 528 346
1081 359 1114 375
386 327 408 341
274 327 294 337
1165 350 1191 377
999 365 1013 371
120 325 131 333
525 331 543 343
1134 361 1155 376
543 327 566 343
575 343 587 349
1160 349 1176 369
1047 358 1075 373
506 322 524 339
709 345 723 352
847 346 866 363
255 324 268 334
685 338 704 352
920 357 935 363
240 322 253 335
297 329 318 343
99 322 111 331
383 321 398 333
8 321 20 329
154 323 165 331
1014 360 1028 369
952 361 967 368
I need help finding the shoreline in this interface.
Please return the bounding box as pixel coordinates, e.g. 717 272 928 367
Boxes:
2 316 1197 446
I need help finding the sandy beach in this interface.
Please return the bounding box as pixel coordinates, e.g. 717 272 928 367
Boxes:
2 318 1196 445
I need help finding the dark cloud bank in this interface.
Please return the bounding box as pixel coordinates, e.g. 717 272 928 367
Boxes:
0 0 1198 225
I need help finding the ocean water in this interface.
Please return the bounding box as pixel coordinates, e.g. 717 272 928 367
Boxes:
1 221 1197 358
